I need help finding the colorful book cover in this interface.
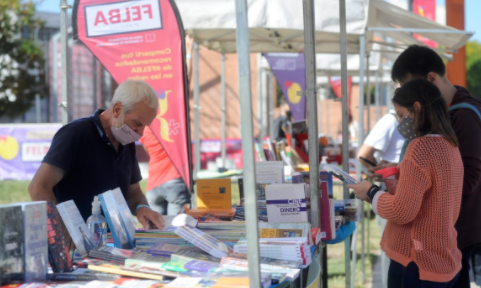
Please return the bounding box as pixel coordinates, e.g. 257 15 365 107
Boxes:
98 192 132 249
111 188 137 248
46 202 73 272
23 202 49 283
196 179 232 210
265 184 308 223
161 261 188 272
0 205 24 285
57 200 96 257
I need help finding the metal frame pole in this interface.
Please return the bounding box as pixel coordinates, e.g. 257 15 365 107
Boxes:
353 34 366 287
221 53 227 169
366 55 371 132
234 1 261 286
302 1 321 286
59 0 70 125
268 71 274 138
256 54 264 142
339 1 352 286
375 70 380 122
302 0 321 231
193 43 201 179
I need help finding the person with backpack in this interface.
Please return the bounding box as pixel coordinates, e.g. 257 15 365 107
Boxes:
372 45 481 287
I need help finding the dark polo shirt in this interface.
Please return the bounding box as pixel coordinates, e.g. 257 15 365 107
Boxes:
43 110 142 221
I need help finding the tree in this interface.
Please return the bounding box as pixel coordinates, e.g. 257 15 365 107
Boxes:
0 0 45 119
466 41 481 99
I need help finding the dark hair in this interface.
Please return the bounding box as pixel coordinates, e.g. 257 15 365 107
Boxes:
392 79 458 147
391 45 446 82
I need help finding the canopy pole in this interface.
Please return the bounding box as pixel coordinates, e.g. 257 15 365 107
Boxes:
375 70 380 122
268 71 274 138
302 1 321 287
234 0 261 286
366 55 371 132
354 34 366 287
256 54 264 142
339 1 352 287
193 43 201 180
59 0 70 125
221 53 227 169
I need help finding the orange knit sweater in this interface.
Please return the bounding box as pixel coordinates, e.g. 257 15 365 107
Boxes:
373 135 464 282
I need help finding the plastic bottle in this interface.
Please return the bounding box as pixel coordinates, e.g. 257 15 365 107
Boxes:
86 196 107 248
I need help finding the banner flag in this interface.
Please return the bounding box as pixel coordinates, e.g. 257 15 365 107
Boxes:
413 0 437 48
329 76 353 115
264 53 306 121
73 0 192 189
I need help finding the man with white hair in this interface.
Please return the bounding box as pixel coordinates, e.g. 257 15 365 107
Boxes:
29 80 164 230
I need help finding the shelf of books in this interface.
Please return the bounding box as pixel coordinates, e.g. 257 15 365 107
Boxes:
0 155 360 288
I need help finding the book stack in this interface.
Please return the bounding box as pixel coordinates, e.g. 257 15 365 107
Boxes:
220 256 300 282
88 246 135 264
134 228 192 249
146 243 203 257
233 237 312 267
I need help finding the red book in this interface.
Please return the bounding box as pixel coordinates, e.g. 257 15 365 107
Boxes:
319 182 334 240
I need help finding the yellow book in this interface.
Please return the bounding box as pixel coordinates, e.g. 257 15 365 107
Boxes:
260 228 278 238
88 264 165 281
211 277 250 288
196 179 232 210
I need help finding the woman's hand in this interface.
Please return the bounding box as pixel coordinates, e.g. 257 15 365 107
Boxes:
347 180 373 202
366 162 398 181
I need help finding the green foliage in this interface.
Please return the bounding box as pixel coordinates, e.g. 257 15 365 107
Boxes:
0 0 45 119
467 41 481 98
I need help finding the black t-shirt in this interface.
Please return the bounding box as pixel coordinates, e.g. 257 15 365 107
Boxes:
43 110 142 221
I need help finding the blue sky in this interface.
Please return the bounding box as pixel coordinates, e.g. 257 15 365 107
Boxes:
35 0 480 42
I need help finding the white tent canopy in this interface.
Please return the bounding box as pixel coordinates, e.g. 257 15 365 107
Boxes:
175 0 473 54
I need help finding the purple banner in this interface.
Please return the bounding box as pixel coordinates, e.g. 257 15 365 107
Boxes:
0 124 61 180
264 53 306 121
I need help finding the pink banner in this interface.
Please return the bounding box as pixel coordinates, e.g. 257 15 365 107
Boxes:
413 0 437 48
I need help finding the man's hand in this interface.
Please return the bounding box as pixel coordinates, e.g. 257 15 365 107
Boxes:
366 162 397 181
137 207 164 230
347 180 373 203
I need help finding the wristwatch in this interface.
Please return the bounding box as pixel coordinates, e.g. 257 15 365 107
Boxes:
367 184 381 202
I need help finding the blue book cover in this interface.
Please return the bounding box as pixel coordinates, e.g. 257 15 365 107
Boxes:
99 192 132 249
111 188 136 248
296 171 333 196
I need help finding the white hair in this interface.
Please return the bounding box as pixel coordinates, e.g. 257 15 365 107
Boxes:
110 80 158 113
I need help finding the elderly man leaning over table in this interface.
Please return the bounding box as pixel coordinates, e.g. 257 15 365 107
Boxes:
28 80 165 242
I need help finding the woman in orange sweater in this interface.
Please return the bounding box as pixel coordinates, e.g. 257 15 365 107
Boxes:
348 79 463 287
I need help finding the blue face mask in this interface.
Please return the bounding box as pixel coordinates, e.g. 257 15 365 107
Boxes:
397 115 417 141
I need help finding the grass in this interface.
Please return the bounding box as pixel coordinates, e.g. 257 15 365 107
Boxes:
0 180 381 287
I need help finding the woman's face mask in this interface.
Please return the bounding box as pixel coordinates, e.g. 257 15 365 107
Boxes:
397 111 417 141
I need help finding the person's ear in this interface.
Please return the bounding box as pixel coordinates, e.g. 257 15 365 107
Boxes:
413 101 422 113
426 72 438 85
112 102 122 118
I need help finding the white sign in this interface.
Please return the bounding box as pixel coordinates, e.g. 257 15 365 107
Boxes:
22 142 51 162
85 0 162 37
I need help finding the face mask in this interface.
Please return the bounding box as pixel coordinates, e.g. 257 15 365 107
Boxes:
397 115 417 141
111 110 141 145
